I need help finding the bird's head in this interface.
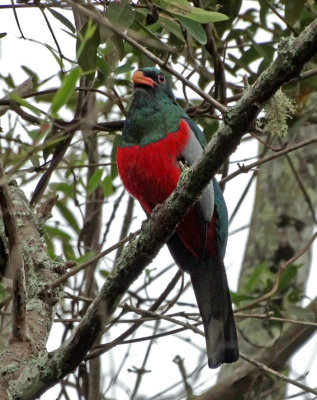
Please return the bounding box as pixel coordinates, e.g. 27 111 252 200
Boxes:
132 67 176 103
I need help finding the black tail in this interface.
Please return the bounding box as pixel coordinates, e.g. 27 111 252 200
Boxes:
167 234 239 368
189 257 239 368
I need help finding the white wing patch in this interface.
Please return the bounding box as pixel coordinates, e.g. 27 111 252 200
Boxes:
181 127 214 223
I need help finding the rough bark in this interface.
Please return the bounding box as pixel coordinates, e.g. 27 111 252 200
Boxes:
0 184 64 399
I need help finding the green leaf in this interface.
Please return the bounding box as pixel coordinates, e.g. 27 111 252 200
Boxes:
283 0 306 25
43 127 66 162
76 251 95 264
46 225 72 241
51 67 82 114
158 14 185 43
0 283 6 301
245 262 270 292
30 154 40 169
106 0 134 31
102 175 113 197
56 200 80 234
50 182 75 198
21 65 39 87
176 15 206 44
159 0 228 23
278 264 300 292
114 63 135 75
0 33 7 39
230 292 254 305
100 269 109 278
27 37 64 69
245 30 272 62
214 0 242 37
77 21 100 74
62 241 75 260
8 93 42 116
96 57 110 79
287 287 303 303
48 8 76 33
87 169 103 194
186 7 228 24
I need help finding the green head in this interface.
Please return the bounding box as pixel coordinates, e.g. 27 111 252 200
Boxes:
121 67 186 147
131 67 176 102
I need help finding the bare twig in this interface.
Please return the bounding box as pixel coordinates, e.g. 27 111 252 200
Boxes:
174 355 194 398
130 320 159 400
235 312 317 327
279 138 317 224
240 352 317 396
49 229 141 290
86 270 183 361
10 0 25 39
262 0 298 36
40 8 65 74
220 137 317 185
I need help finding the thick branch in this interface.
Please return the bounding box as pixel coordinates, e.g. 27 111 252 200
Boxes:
0 184 64 399
0 163 26 342
6 16 317 400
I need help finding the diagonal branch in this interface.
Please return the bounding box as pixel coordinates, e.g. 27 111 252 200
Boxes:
5 15 317 400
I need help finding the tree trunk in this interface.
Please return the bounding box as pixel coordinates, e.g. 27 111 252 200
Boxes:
219 125 317 399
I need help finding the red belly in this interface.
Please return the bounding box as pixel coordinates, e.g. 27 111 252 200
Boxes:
117 119 217 258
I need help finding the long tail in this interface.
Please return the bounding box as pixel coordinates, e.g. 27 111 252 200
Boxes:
189 257 239 369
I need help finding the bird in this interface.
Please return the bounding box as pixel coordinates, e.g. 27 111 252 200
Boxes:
116 67 239 368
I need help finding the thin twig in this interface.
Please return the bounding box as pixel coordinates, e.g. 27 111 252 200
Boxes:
130 320 159 400
49 229 141 290
240 352 317 396
86 270 183 360
122 304 204 336
220 137 317 185
40 7 65 74
229 172 257 224
10 0 25 39
235 312 317 327
262 0 298 36
173 355 193 398
279 138 317 224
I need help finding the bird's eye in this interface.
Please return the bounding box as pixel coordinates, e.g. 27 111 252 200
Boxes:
158 74 165 84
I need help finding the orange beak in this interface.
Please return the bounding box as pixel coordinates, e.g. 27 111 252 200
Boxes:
132 70 156 87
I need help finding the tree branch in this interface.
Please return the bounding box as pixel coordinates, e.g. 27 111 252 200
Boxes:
0 163 26 342
0 184 64 399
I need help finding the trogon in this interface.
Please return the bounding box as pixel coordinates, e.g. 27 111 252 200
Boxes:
116 67 239 368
